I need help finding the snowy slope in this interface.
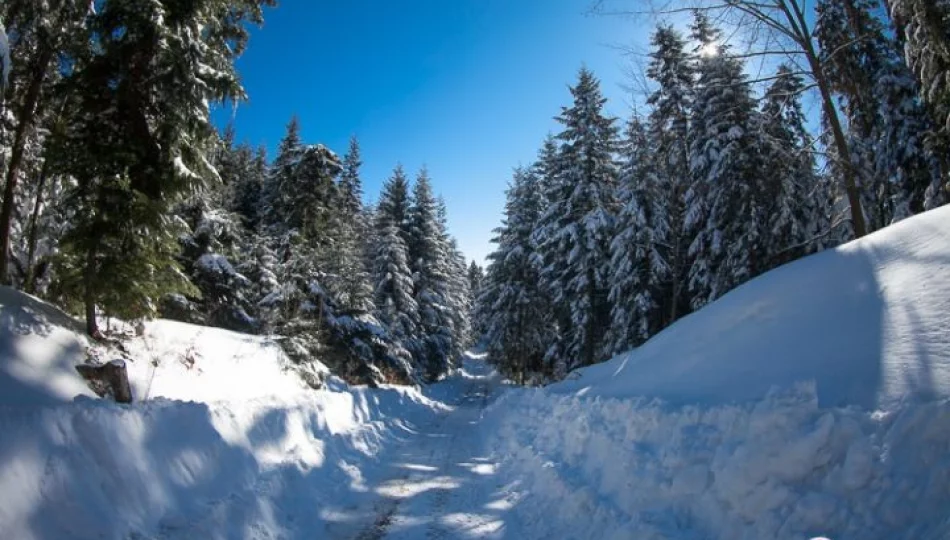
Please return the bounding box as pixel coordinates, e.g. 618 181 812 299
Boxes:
119 319 318 403
482 208 950 540
554 205 950 408
0 286 96 406
0 285 319 407
0 286 457 539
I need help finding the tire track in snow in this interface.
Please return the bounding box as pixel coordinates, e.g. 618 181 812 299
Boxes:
352 380 494 540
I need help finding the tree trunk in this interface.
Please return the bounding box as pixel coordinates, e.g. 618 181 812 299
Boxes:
784 2 869 238
76 360 133 403
0 45 54 284
23 159 53 294
84 242 99 338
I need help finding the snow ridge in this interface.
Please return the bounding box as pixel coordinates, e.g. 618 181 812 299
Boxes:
484 384 950 540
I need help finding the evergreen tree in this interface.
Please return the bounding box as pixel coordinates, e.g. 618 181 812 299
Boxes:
0 0 90 284
760 65 825 268
52 0 273 336
481 166 555 383
817 0 943 227
645 25 695 325
887 0 950 170
332 136 373 311
533 67 619 374
373 167 419 348
408 168 454 379
687 40 768 308
606 114 667 353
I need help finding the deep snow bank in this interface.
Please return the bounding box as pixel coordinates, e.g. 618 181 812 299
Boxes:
0 286 95 406
0 286 451 539
484 385 950 539
555 205 950 409
484 208 950 539
0 385 447 539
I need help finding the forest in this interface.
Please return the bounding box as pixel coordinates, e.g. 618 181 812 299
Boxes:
477 0 950 383
0 0 475 386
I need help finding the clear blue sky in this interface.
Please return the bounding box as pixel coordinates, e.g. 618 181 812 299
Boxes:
213 0 650 265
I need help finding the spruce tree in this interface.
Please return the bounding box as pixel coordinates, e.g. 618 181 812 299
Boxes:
687 40 768 308
645 25 694 325
887 0 950 165
817 0 943 227
52 0 273 336
373 167 419 350
761 65 825 268
332 136 373 312
606 114 667 353
408 168 454 379
534 67 619 373
482 166 555 382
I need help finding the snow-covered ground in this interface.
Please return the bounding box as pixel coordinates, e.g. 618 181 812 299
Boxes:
3 206 950 539
481 206 950 539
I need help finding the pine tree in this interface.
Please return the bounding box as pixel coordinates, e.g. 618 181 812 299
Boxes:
817 0 943 227
687 40 768 308
887 0 950 168
408 168 454 379
0 0 90 284
332 136 373 312
534 67 619 373
373 167 419 348
52 0 273 336
645 25 695 326
761 65 825 268
606 114 667 353
481 166 555 383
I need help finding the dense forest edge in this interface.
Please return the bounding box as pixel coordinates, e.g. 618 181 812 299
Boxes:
2 0 950 390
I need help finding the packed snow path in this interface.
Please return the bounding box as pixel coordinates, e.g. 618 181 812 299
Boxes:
344 359 506 539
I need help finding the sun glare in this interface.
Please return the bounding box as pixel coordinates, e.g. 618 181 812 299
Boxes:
700 42 720 58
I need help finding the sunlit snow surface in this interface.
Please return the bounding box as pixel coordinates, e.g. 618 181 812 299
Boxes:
2 207 950 539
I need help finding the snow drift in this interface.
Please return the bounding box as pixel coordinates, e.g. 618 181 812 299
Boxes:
0 286 450 539
485 207 950 539
556 204 950 409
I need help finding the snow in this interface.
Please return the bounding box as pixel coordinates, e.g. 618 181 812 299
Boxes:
0 21 9 90
478 206 950 539
3 207 950 539
0 286 96 407
555 204 950 409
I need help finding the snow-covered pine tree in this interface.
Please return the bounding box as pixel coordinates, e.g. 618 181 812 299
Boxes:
886 0 950 169
606 114 668 354
331 136 374 312
760 65 826 268
0 0 90 285
645 25 695 326
52 0 272 336
408 168 454 379
264 116 303 228
816 0 943 227
686 37 768 309
481 166 555 383
533 67 619 373
373 166 420 354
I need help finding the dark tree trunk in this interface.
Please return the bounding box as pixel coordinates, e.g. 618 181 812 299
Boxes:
84 242 99 338
0 45 54 284
23 158 53 294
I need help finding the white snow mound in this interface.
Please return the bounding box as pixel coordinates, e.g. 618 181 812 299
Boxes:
0 285 319 406
0 286 96 406
482 208 950 539
555 205 950 408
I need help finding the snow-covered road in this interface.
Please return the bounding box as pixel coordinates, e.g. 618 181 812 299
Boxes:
345 360 508 539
